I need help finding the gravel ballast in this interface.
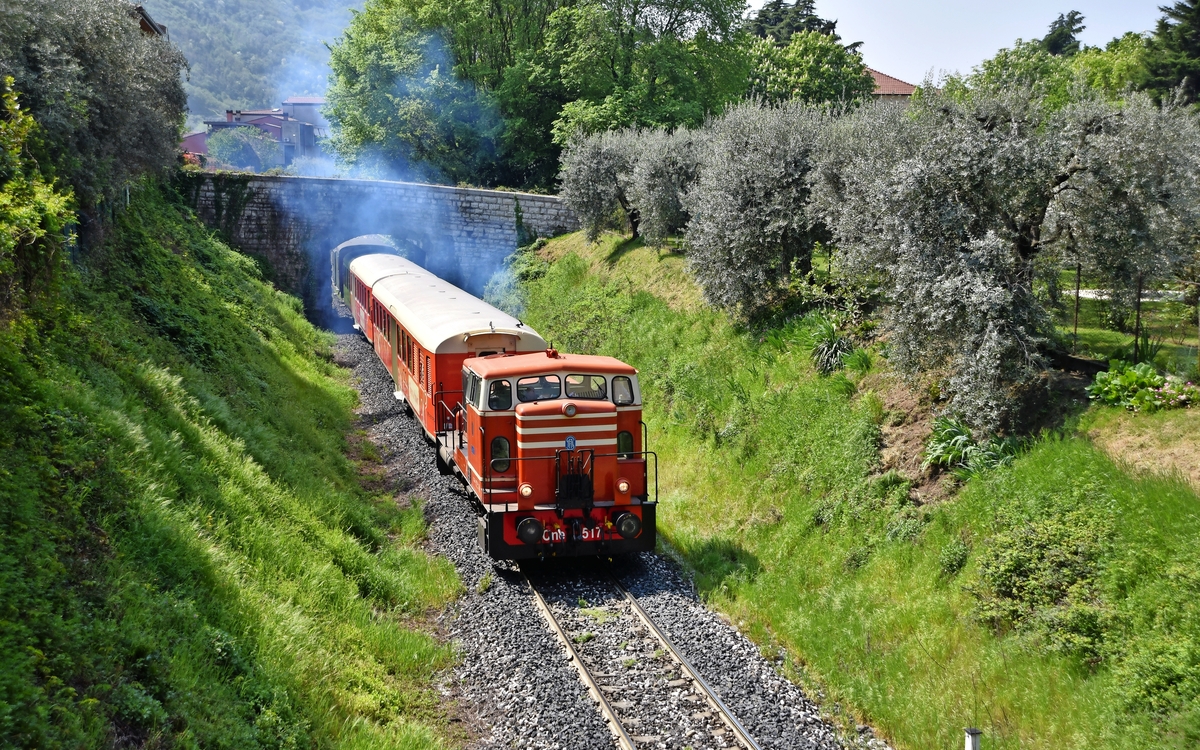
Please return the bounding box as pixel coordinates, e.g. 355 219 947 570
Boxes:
335 309 888 750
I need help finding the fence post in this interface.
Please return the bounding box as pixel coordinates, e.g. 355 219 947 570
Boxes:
965 728 982 750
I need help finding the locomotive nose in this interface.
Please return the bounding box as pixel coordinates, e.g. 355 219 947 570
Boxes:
613 512 642 540
516 517 544 545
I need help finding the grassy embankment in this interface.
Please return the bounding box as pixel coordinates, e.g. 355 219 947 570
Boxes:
506 231 1200 750
0 183 460 749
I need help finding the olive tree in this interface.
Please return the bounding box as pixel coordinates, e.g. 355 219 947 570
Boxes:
560 126 702 245
1047 93 1200 348
558 129 641 241
625 127 702 246
684 100 827 317
0 0 187 208
811 87 1200 431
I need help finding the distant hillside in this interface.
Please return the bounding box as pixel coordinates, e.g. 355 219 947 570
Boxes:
145 0 360 120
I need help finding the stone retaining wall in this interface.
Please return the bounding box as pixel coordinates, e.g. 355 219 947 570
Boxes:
178 172 578 319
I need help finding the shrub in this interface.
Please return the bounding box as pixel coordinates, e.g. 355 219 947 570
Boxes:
1087 360 1200 412
0 79 74 313
972 507 1115 661
939 538 970 578
809 316 852 374
922 416 1024 480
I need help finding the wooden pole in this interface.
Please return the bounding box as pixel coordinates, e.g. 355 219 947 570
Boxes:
1133 273 1144 363
1073 263 1082 354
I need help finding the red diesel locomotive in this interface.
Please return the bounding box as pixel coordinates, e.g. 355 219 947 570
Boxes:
333 244 657 560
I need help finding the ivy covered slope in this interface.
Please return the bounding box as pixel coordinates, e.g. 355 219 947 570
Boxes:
0 183 459 749
505 232 1200 750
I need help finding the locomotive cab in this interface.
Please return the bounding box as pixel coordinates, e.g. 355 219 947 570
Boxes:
437 349 657 559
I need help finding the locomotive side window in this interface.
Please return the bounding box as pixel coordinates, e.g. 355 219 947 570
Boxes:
565 374 607 399
617 430 634 458
612 376 634 405
517 375 561 402
490 437 511 472
488 380 512 410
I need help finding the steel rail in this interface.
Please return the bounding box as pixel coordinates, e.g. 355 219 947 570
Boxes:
608 574 763 750
521 568 637 750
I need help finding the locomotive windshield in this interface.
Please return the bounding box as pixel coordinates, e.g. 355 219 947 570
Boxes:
565 374 607 399
613 376 634 405
517 375 561 402
488 380 512 410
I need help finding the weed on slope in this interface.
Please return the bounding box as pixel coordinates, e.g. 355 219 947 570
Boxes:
0 182 459 749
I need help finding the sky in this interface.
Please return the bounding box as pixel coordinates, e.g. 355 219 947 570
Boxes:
769 1 1165 85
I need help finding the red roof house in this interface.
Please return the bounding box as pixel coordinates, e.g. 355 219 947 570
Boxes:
868 68 916 101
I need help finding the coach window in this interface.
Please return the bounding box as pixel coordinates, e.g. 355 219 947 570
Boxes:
612 376 634 405
488 380 512 411
517 375 560 402
565 374 607 400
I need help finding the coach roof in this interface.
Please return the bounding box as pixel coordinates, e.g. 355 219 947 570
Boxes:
349 253 547 355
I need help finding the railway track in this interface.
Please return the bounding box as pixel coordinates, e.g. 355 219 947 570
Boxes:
522 565 763 750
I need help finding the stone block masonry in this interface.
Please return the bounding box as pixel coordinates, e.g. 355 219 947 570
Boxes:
178 172 578 319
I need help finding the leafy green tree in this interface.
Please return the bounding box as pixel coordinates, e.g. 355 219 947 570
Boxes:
950 33 1147 112
747 0 840 46
747 31 875 105
325 0 503 184
0 78 74 313
545 0 749 144
1072 33 1149 99
0 0 187 208
1041 10 1086 56
1143 0 1200 103
206 126 282 172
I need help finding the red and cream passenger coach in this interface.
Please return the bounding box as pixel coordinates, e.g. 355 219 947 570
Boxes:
337 246 657 560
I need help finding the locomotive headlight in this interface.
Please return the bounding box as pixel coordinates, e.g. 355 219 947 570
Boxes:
519 483 534 498
616 478 631 494
562 402 577 417
613 512 642 540
516 517 544 545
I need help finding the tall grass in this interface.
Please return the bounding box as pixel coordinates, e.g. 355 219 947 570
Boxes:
518 232 1200 749
0 182 459 749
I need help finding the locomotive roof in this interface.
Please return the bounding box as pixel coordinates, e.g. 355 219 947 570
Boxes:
349 253 547 355
467 351 637 378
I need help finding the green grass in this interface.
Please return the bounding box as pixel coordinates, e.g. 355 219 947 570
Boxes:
1054 296 1199 374
513 231 1200 750
0 181 460 749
